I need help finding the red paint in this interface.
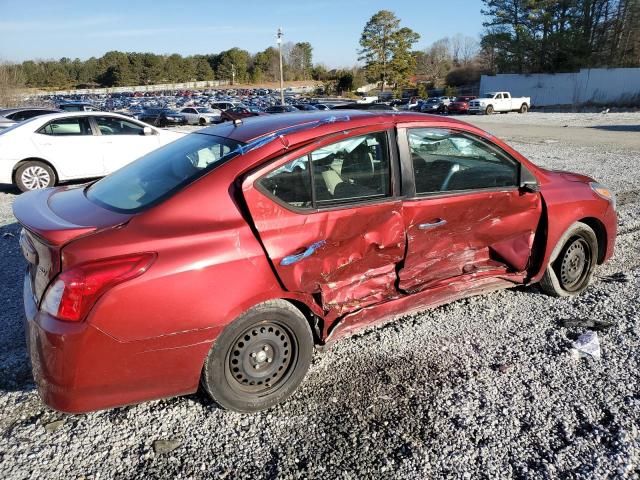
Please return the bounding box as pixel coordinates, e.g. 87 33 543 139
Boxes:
13 111 617 413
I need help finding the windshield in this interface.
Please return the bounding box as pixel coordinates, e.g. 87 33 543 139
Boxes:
87 133 243 213
483 93 495 98
198 108 214 113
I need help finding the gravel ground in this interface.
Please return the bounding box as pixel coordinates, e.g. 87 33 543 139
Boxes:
0 113 639 479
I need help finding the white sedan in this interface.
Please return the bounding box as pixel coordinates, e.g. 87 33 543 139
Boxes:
0 112 184 191
179 107 221 125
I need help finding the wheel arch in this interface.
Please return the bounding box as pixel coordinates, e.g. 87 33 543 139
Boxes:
282 298 324 345
578 216 607 264
12 158 59 184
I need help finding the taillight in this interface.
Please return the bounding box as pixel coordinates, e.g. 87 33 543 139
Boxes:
41 253 156 322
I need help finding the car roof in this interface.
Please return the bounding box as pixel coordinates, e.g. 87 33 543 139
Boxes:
0 107 60 114
31 111 128 119
198 110 469 143
3 111 144 130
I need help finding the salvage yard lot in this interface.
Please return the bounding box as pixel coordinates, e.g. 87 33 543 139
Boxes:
0 112 639 479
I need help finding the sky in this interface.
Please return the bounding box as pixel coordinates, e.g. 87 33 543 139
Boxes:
0 0 485 67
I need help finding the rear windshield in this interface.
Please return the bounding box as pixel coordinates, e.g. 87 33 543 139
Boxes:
87 133 243 213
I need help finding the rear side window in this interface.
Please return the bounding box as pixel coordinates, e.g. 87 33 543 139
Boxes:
87 134 243 213
258 132 391 209
38 117 92 136
95 116 145 135
408 128 518 195
260 156 311 208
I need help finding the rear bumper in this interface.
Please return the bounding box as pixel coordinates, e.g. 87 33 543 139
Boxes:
23 274 215 413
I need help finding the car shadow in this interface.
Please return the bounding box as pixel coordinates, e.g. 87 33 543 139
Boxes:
587 125 640 132
0 183 20 194
0 222 34 392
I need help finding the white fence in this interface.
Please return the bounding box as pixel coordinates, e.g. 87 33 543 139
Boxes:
32 80 230 96
479 68 640 106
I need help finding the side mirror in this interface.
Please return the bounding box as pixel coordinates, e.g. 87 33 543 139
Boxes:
143 126 153 136
520 166 539 192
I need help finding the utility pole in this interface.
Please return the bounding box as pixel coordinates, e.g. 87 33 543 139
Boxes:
277 27 285 105
231 64 236 86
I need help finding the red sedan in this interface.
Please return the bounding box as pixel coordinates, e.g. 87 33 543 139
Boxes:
448 96 477 114
14 111 617 413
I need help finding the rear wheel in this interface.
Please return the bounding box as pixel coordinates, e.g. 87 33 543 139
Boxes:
15 161 56 192
201 300 313 412
485 105 494 115
540 222 598 297
199 117 207 126
519 103 528 113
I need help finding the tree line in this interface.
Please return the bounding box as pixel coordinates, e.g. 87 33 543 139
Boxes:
480 0 640 74
5 42 314 89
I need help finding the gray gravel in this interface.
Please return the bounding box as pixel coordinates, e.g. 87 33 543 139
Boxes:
0 113 639 479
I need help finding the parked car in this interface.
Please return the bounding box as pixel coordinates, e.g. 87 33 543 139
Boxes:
14 111 616 414
137 108 187 127
332 102 396 111
447 96 477 114
57 102 99 112
220 106 266 122
179 107 222 125
265 105 299 113
355 96 379 104
292 104 318 111
211 101 241 111
419 98 447 113
310 103 331 111
0 112 184 191
468 92 531 115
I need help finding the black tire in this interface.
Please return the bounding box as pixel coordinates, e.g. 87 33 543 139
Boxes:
485 105 494 115
519 103 529 113
201 300 313 412
15 161 56 192
539 222 598 297
199 117 207 126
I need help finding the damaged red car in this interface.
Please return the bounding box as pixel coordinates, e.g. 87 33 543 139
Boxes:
15 111 617 413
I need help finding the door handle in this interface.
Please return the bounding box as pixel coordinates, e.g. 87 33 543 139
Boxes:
281 240 326 266
418 219 447 230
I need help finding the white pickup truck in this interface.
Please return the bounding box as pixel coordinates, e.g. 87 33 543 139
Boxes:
468 92 531 115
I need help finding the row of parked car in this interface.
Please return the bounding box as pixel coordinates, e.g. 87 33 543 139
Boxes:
402 92 531 115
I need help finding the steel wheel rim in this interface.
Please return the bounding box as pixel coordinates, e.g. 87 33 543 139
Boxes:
558 236 591 291
225 321 297 396
21 166 50 190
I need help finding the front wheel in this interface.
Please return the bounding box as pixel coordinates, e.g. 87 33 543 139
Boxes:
485 105 494 115
201 300 314 412
540 222 598 297
15 161 56 192
199 117 207 126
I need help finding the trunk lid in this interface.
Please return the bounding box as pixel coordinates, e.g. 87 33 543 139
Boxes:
13 186 132 303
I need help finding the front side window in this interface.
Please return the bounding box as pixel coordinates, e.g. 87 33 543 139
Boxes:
408 128 518 195
87 133 243 212
95 116 145 135
38 117 92 136
258 132 391 209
